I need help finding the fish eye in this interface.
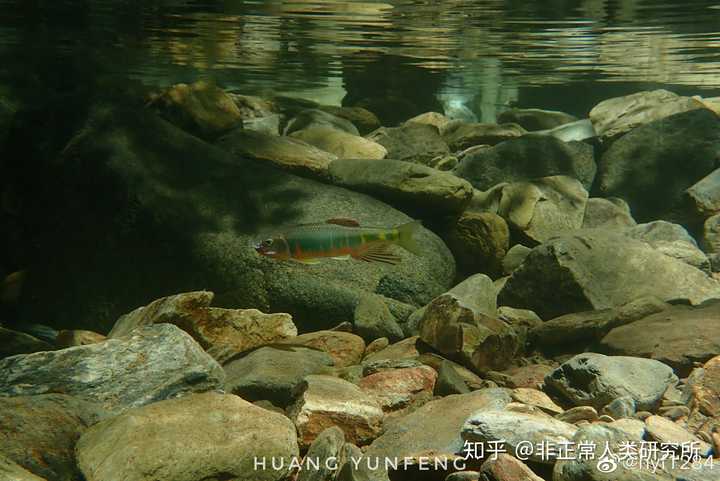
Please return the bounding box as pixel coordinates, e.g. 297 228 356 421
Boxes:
263 239 274 246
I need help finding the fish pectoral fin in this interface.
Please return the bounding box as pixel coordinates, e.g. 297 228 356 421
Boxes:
325 217 361 227
293 258 322 265
331 255 352 261
356 243 401 265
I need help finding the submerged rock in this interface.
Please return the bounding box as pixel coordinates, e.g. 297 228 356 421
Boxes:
479 453 544 481
76 392 298 481
0 326 54 359
358 365 437 412
704 214 720 253
545 353 677 411
278 330 365 368
498 108 577 131
454 135 596 191
442 122 527 151
365 122 450 166
443 211 509 277
290 126 387 159
288 374 384 449
0 455 46 481
600 301 720 376
582 197 636 229
297 427 346 481
589 89 705 141
686 168 720 217
23 104 453 333
498 229 720 319
597 108 720 222
317 105 380 135
223 345 334 407
284 108 360 136
625 221 710 272
0 394 108 481
0 324 224 413
328 158 473 217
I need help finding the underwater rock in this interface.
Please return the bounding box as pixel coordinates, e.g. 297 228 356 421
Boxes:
498 229 720 319
686 355 720 419
217 128 337 178
645 415 713 456
0 455 46 481
454 135 596 191
405 111 452 132
146 80 243 140
109 291 298 364
297 427 346 481
277 330 365 368
0 324 224 413
442 121 527 151
54 329 105 348
362 336 420 364
556 406 598 424
0 394 108 481
600 301 720 376
223 344 334 407
358 365 437 413
444 211 509 278
0 326 54 359
227 93 281 134
359 389 511 481
419 275 521 374
686 168 720 217
420 353 485 391
625 221 710 272
497 108 577 131
533 118 597 143
26 104 453 333
76 392 298 481
353 295 404 343
597 108 720 222
582 197 636 229
434 360 471 396
511 387 564 415
545 353 677 411
328 158 473 217
290 126 387 159
553 424 674 481
589 89 705 141
479 453 544 481
501 363 554 390
285 108 360 136
497 176 589 244
501 244 532 275
317 105 381 136
704 214 720 253
365 122 450 166
288 374 384 449
463 410 577 464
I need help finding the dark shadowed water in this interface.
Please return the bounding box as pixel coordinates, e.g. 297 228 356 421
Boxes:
1 0 720 116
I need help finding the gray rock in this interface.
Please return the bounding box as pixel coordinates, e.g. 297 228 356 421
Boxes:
625 221 710 271
0 394 108 481
589 89 705 141
545 353 677 411
76 392 298 481
703 214 720 253
462 410 577 464
597 108 720 221
602 397 637 419
497 108 577 132
442 122 527 151
297 427 346 481
0 455 46 481
607 418 646 440
686 168 720 217
534 118 597 142
329 158 473 217
284 108 360 136
498 229 720 319
600 301 720 377
317 105 381 136
25 104 453 333
0 327 54 359
454 135 596 191
365 122 450 166
501 245 532 275
242 114 282 135
224 345 334 407
446 471 480 481
497 176 588 243
354 295 404 343
0 324 224 413
435 360 471 396
582 197 636 229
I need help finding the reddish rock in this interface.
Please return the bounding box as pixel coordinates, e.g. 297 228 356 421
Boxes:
480 453 544 481
358 366 437 412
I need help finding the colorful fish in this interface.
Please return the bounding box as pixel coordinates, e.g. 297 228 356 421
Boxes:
254 218 423 264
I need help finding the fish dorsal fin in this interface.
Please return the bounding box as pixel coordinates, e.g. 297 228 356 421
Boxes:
326 217 360 227
357 243 401 265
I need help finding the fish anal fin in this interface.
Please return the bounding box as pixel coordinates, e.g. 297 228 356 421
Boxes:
326 218 361 227
293 258 322 265
331 255 352 261
357 243 401 265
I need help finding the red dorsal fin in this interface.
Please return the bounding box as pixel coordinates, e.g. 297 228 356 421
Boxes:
326 217 360 227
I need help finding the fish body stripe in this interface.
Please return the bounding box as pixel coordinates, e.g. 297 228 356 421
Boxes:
285 226 399 260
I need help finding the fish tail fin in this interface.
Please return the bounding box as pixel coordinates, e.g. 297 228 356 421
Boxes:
396 220 423 256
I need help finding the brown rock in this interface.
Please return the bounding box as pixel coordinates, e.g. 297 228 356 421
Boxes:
318 105 381 136
362 336 420 364
290 126 387 160
279 330 365 368
55 329 106 348
444 211 509 277
557 406 598 424
358 366 437 412
364 337 390 357
511 388 563 415
502 364 555 389
443 122 527 151
645 415 713 455
288 375 384 449
479 453 544 481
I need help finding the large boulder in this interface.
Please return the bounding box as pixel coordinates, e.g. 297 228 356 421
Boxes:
596 108 720 222
365 123 450 166
498 229 720 319
76 392 298 481
0 324 224 413
599 301 720 376
589 89 706 141
328 158 473 217
18 105 454 333
454 135 596 191
0 394 108 481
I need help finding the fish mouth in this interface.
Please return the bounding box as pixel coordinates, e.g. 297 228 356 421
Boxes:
253 242 276 256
